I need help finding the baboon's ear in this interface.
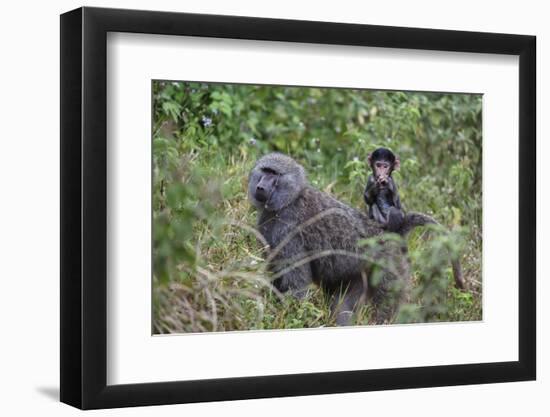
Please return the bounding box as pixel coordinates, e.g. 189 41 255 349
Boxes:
367 153 372 166
394 157 401 171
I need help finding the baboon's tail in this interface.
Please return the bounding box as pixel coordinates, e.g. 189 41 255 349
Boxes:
400 212 438 236
401 211 466 290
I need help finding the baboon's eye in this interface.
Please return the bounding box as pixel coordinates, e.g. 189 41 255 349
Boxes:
261 167 278 175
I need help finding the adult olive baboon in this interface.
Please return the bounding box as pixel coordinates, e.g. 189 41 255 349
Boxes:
248 153 410 325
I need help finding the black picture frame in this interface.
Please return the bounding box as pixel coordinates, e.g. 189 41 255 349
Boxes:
60 6 536 410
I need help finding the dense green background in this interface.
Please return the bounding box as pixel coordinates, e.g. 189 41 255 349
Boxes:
152 81 482 333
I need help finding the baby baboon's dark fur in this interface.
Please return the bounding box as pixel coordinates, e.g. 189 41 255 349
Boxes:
249 153 411 325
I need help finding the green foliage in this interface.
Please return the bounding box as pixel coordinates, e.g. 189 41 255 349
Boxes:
152 81 482 333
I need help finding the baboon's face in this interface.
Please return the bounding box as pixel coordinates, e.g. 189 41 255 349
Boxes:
373 160 392 187
248 154 306 212
249 166 281 211
367 148 400 188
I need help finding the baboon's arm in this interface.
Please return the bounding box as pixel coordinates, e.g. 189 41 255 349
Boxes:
364 175 378 206
387 177 402 210
270 243 314 299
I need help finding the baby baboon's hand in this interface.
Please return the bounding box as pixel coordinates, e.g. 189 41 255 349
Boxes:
377 175 389 187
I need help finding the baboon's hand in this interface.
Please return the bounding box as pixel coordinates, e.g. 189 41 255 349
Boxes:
272 277 289 293
377 175 389 188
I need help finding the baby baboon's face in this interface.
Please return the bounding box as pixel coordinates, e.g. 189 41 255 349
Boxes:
373 160 392 186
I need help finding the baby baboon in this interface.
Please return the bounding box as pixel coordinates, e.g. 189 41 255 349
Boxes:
248 152 410 325
364 148 465 290
364 147 405 232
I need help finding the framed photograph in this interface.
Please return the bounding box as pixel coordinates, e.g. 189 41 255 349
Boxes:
60 6 536 410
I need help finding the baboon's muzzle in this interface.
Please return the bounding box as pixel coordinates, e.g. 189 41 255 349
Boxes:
254 186 269 203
